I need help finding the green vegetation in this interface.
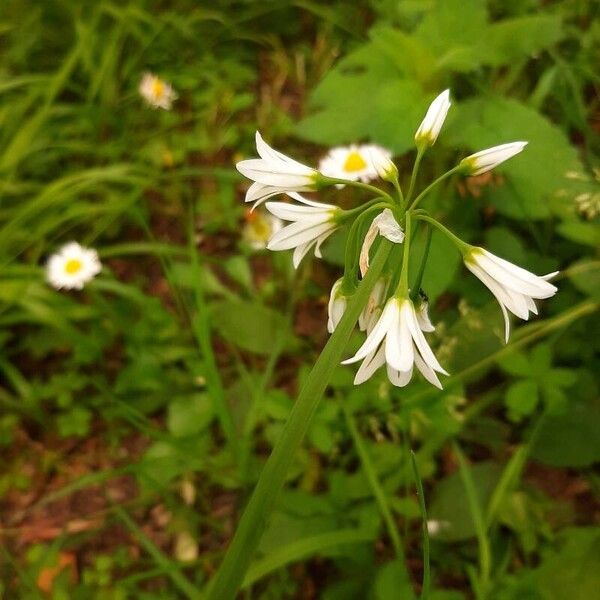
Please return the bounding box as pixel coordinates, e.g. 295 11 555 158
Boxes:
1 0 598 598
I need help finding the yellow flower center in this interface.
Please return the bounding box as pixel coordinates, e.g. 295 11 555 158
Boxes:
64 259 82 275
343 151 367 173
250 218 272 241
152 79 165 99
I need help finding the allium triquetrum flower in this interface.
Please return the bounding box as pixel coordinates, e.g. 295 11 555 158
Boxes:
460 142 528 175
236 132 319 207
139 73 177 110
242 209 283 250
415 89 451 147
319 144 392 185
464 247 558 342
265 193 340 268
46 242 101 290
343 297 448 389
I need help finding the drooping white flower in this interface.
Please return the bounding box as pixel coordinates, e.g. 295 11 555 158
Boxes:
415 89 451 146
46 242 101 290
242 209 283 250
236 132 319 207
327 279 348 333
139 73 177 110
319 144 392 185
359 209 404 276
460 142 528 176
343 297 448 389
265 193 340 268
464 247 558 342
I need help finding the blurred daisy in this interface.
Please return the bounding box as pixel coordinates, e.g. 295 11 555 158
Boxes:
46 242 101 290
319 144 392 185
242 209 283 250
139 72 177 110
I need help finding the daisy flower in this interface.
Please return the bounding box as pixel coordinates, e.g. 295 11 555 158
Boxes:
464 247 558 342
46 242 101 290
265 193 340 268
242 209 283 250
139 73 177 110
319 144 392 185
236 132 319 208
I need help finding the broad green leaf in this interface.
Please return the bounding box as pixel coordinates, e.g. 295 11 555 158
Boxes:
447 97 582 220
371 560 415 600
568 259 600 299
506 380 539 422
211 300 290 355
531 398 600 467
167 394 214 437
428 461 502 541
481 15 564 67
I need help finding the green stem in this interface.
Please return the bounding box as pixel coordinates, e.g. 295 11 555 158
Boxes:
323 177 395 204
412 213 469 254
406 146 425 203
397 211 412 296
393 176 405 206
410 224 432 301
410 452 430 600
409 165 461 211
342 404 406 564
206 241 393 600
452 442 491 597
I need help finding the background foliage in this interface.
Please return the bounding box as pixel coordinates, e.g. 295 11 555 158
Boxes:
0 0 598 598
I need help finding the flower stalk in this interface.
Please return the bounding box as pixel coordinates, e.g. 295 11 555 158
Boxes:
206 241 393 600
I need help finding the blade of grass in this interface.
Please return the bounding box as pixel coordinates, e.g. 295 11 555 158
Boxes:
113 505 200 600
242 528 375 589
342 403 406 565
452 442 491 599
410 451 430 600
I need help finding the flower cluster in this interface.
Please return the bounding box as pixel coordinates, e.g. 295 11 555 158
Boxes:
236 90 558 389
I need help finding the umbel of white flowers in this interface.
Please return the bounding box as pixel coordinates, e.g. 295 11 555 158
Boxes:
235 90 557 389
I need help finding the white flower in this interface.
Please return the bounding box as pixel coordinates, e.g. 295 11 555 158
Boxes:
236 132 319 207
327 279 348 333
359 209 404 277
46 242 101 290
343 297 448 389
139 73 177 110
319 144 392 185
242 209 283 250
464 247 558 342
460 142 528 176
265 193 340 268
415 89 451 146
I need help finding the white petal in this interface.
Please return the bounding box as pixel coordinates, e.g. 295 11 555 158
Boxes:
385 304 414 373
265 201 333 221
403 301 448 375
342 300 398 365
387 365 413 387
414 350 443 389
354 344 386 384
267 220 333 251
